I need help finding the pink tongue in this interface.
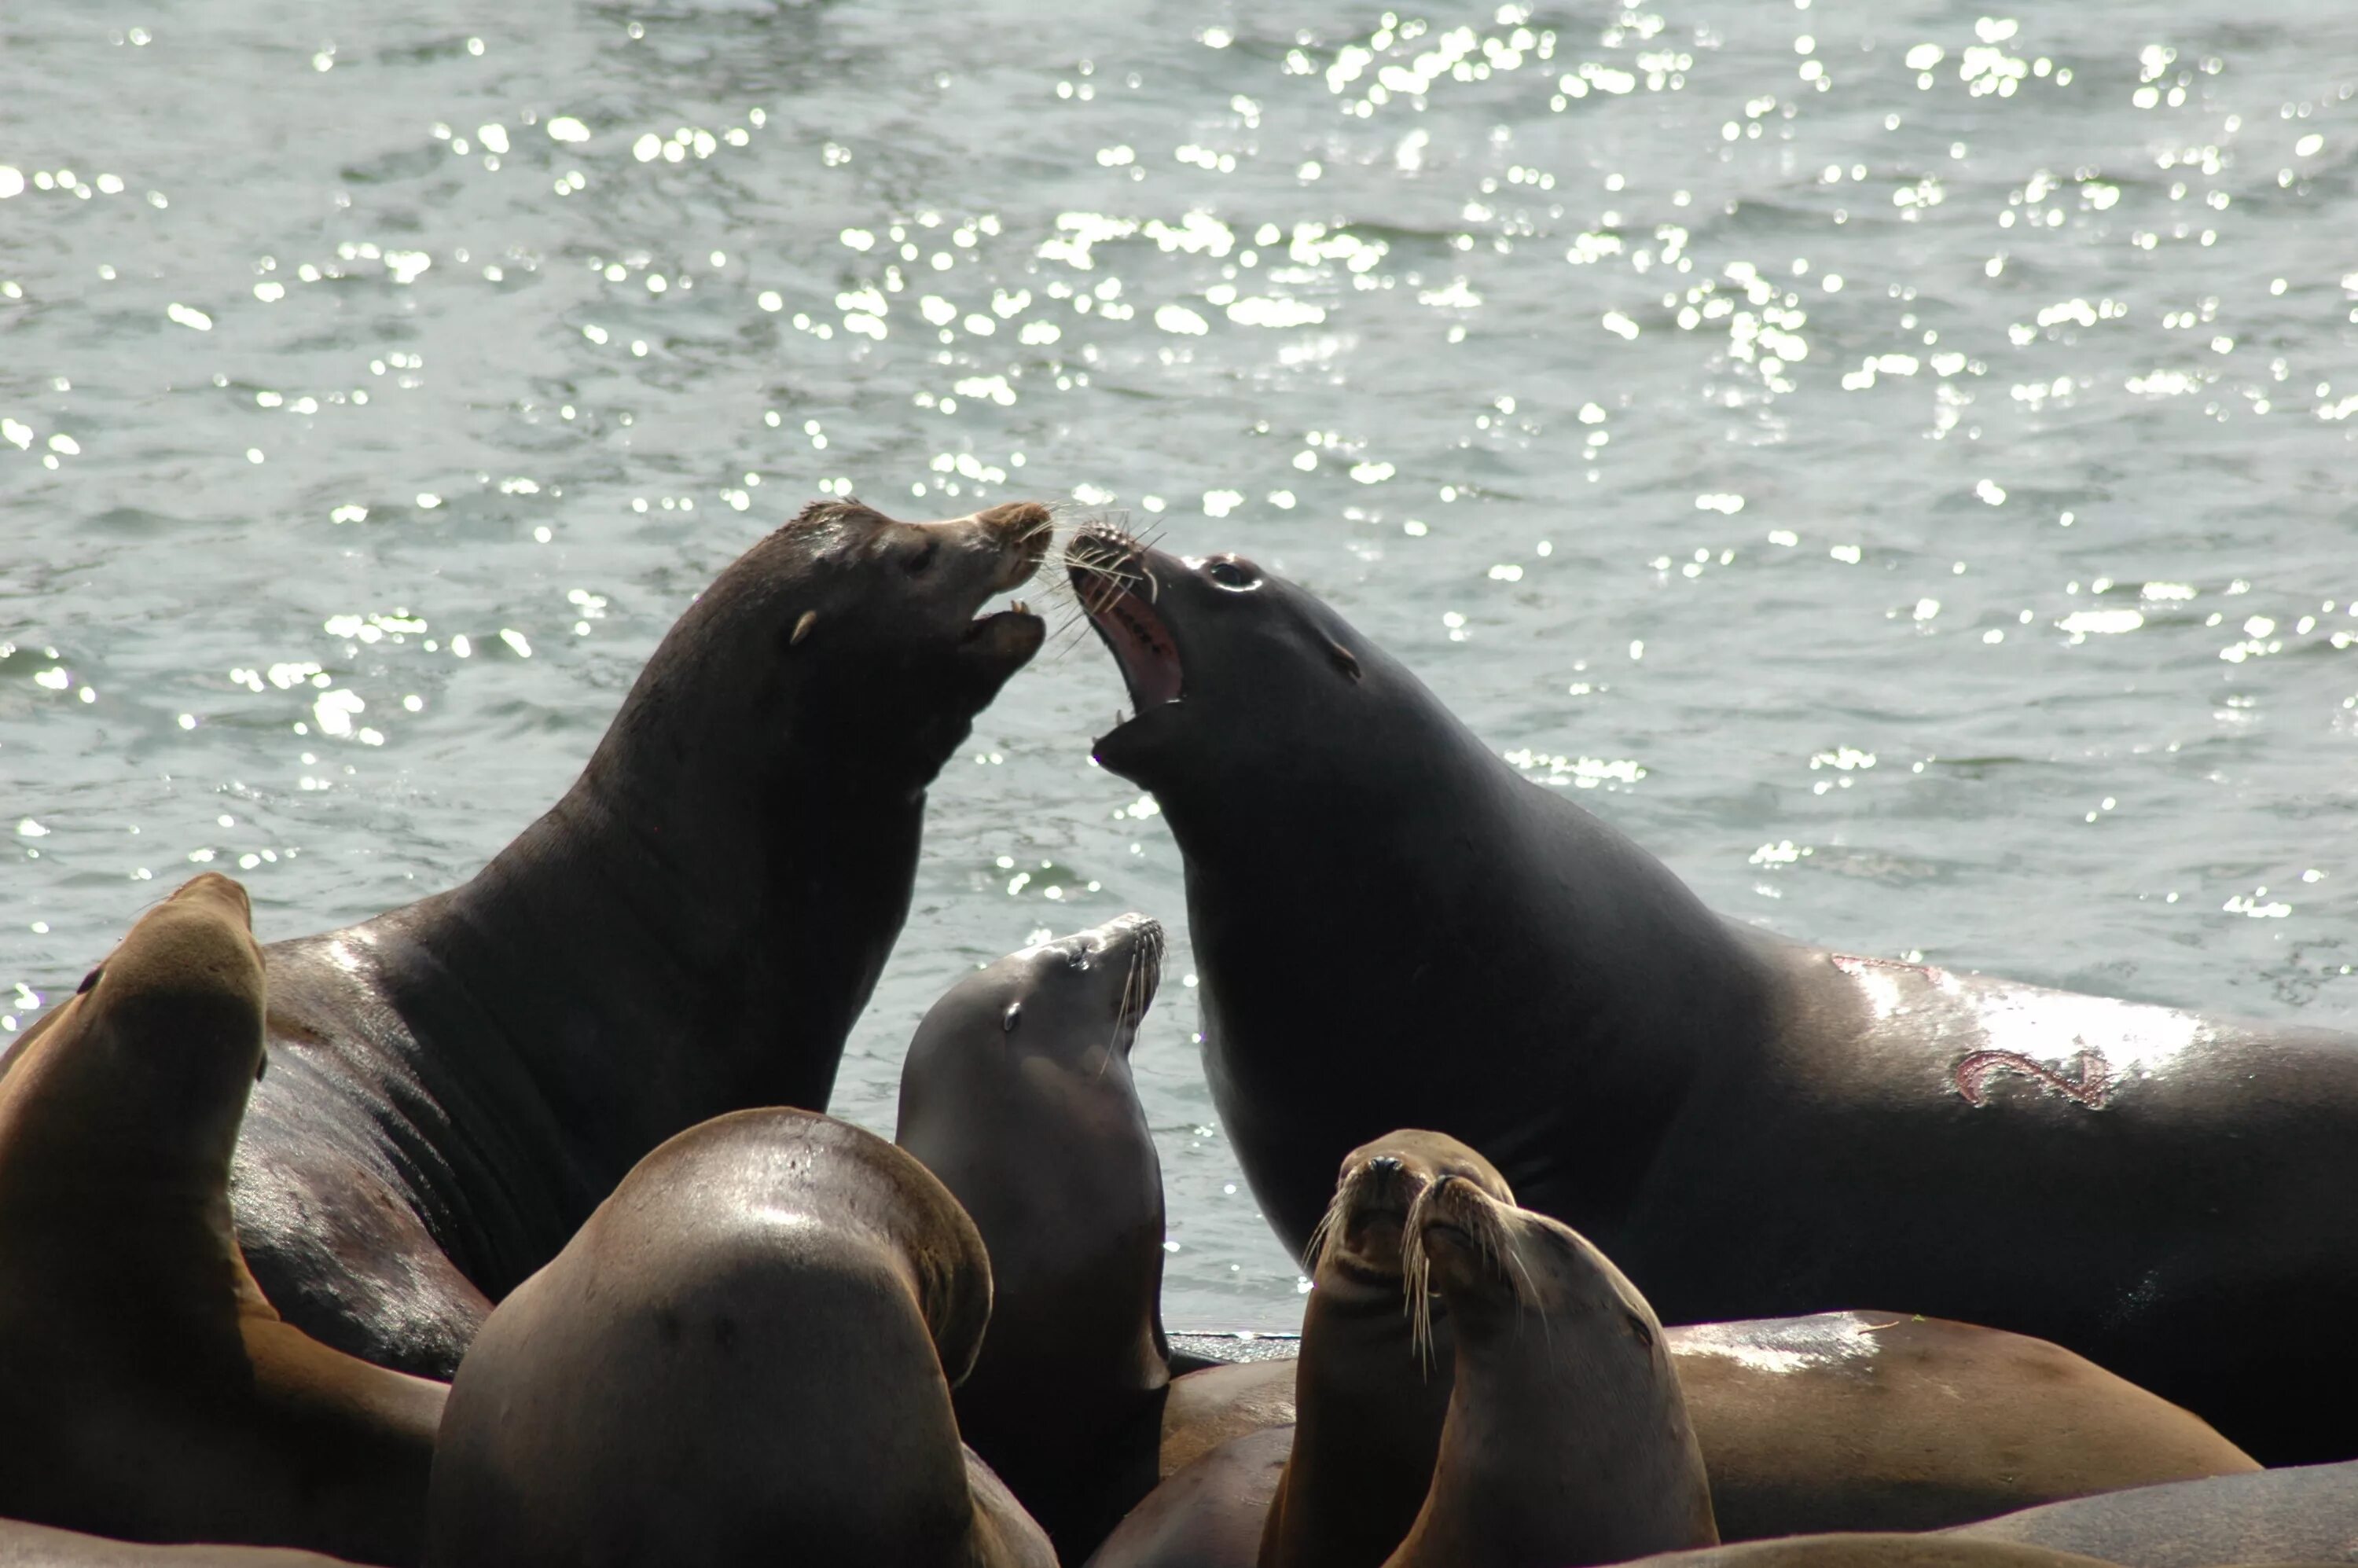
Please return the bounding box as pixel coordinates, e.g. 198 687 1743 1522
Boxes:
1101 592 1182 707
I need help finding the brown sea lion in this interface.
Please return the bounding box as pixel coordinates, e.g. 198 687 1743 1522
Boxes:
425 1107 1052 1568
896 913 1172 1562
1379 1173 1717 1567
231 498 1049 1378
1944 1459 2358 1566
1159 1361 1295 1482
0 875 444 1566
1619 1537 2138 1568
1088 1428 1295 1568
1067 521 2358 1463
0 1518 358 1564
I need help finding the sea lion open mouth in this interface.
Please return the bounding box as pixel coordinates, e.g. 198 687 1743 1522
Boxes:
1067 527 1182 717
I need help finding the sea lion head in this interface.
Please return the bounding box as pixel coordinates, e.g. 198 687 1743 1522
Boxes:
1064 523 1384 806
1306 1129 1514 1295
595 498 1050 803
1403 1171 1663 1361
913 913 1165 1079
17 873 269 1151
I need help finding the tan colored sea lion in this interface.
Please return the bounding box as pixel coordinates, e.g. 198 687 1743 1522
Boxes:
1944 1457 2358 1566
0 874 445 1566
1379 1173 1717 1567
1619 1537 2138 1568
0 1518 357 1565
426 1107 1052 1568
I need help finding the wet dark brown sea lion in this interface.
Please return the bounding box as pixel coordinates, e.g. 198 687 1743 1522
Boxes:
1066 522 2358 1463
896 913 1173 1561
0 876 444 1566
231 498 1049 1377
426 1107 1052 1568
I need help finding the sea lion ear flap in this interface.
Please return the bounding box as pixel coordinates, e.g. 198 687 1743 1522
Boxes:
1327 640 1363 683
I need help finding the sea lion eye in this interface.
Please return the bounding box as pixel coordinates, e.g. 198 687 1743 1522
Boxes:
76 965 102 995
1625 1312 1655 1350
904 537 940 575
1204 557 1261 591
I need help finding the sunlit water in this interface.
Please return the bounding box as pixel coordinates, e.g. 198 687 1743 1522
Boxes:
5 0 2356 1332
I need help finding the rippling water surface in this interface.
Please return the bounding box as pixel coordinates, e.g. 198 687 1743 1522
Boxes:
6 0 2356 1329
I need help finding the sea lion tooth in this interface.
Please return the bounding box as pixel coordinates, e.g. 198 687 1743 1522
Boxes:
791 609 817 644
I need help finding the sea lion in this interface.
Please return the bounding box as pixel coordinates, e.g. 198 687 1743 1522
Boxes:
1159 1361 1295 1481
1087 1428 1295 1568
1259 1132 1499 1568
0 1518 356 1565
1065 522 2358 1463
230 498 1048 1377
1621 1538 2137 1568
896 913 1173 1562
0 875 445 1566
1381 1173 1717 1568
426 1107 1053 1568
1944 1459 2358 1566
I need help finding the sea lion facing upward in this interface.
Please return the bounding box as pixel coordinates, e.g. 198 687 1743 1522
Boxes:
1067 523 2358 1463
1383 1173 1717 1568
1258 1132 1503 1568
0 875 445 1566
427 1107 1052 1568
897 913 1172 1562
233 498 1049 1377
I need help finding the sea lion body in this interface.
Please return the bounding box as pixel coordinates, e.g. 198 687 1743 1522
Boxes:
0 876 444 1565
1087 1428 1295 1568
427 1107 1052 1568
0 1518 357 1565
231 500 1048 1376
1944 1458 2358 1566
896 914 1172 1562
1622 1537 2140 1568
1067 525 2358 1463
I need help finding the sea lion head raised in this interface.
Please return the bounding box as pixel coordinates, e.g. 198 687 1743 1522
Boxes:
1308 1129 1514 1300
911 912 1165 1080
592 498 1051 806
1 872 268 1173
1405 1171 1660 1350
1064 523 1389 808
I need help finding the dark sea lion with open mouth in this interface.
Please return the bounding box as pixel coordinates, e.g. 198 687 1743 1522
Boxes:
233 498 1049 1378
897 913 1173 1562
1065 522 2358 1464
0 875 444 1565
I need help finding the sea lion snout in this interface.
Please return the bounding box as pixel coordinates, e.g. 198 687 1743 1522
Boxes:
968 501 1052 590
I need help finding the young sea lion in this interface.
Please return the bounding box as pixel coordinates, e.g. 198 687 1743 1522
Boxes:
896 913 1172 1562
427 1107 1052 1568
0 875 445 1566
1067 522 2358 1463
